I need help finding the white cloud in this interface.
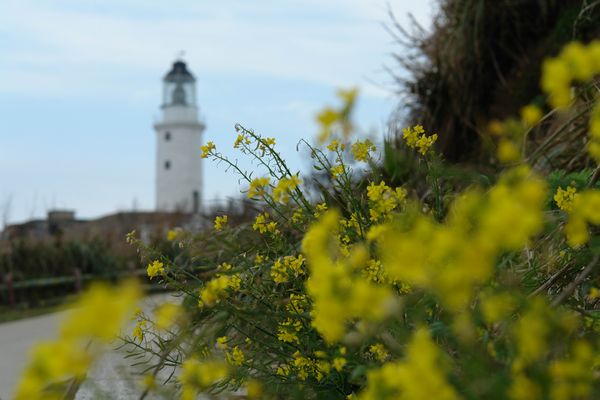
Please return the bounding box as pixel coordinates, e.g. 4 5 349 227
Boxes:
0 0 433 99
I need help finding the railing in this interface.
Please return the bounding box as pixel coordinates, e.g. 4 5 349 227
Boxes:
0 269 159 309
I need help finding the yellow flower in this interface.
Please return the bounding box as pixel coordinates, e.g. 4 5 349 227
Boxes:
497 139 520 163
247 177 270 199
554 186 577 212
316 107 340 143
273 175 301 204
132 319 146 342
351 139 376 161
369 343 389 362
166 229 179 241
146 260 165 279
254 254 265 265
415 133 438 155
563 189 600 247
331 164 345 179
200 141 216 158
327 139 345 152
227 346 245 366
252 212 279 234
366 181 407 222
291 207 304 224
179 358 228 398
402 125 437 155
234 133 251 148
214 215 228 231
302 211 396 343
198 273 241 307
333 357 347 372
359 328 459 400
520 104 543 126
277 318 302 344
216 336 228 350
246 380 263 399
154 303 183 331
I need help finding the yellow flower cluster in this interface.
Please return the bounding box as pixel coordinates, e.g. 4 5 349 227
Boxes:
226 345 245 366
315 88 357 143
166 228 179 241
291 207 304 224
302 210 396 342
563 189 600 247
15 280 141 400
327 139 345 152
368 343 389 362
277 318 302 343
360 328 459 400
200 141 216 158
146 260 164 279
273 175 301 204
541 41 600 108
214 214 228 231
132 319 146 342
549 341 596 400
377 167 546 312
199 272 241 307
366 181 407 222
540 41 600 162
351 139 376 161
402 124 438 155
252 212 279 234
588 103 600 163
520 104 543 126
179 358 228 400
282 350 337 382
554 186 577 212
247 176 270 199
154 302 183 331
234 132 251 148
270 254 306 283
330 164 345 179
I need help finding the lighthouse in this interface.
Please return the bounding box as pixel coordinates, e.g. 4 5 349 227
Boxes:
154 59 204 213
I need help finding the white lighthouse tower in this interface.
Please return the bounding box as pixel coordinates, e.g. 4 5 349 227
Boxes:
154 59 204 213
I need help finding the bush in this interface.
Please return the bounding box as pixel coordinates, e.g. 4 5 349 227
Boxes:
17 41 600 399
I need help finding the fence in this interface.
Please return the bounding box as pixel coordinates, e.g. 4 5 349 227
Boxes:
0 269 160 310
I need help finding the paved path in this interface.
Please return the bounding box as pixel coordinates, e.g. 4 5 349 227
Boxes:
0 294 178 400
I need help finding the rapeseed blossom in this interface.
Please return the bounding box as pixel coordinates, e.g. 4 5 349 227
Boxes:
360 328 460 400
302 210 396 342
521 104 543 126
247 177 270 199
402 124 438 155
179 358 228 400
198 274 240 307
366 181 407 222
200 141 216 158
563 189 600 247
226 346 245 366
554 186 577 212
214 215 228 231
146 260 165 279
273 175 301 204
351 139 376 161
154 302 183 331
252 212 279 234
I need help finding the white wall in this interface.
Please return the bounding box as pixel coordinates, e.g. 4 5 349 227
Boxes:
154 105 204 213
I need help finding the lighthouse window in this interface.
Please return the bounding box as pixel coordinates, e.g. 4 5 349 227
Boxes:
164 160 171 170
165 132 171 141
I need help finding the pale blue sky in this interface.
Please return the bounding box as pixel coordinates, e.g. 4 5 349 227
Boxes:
0 0 434 225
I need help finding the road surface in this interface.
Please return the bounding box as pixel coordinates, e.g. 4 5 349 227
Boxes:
0 294 178 400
